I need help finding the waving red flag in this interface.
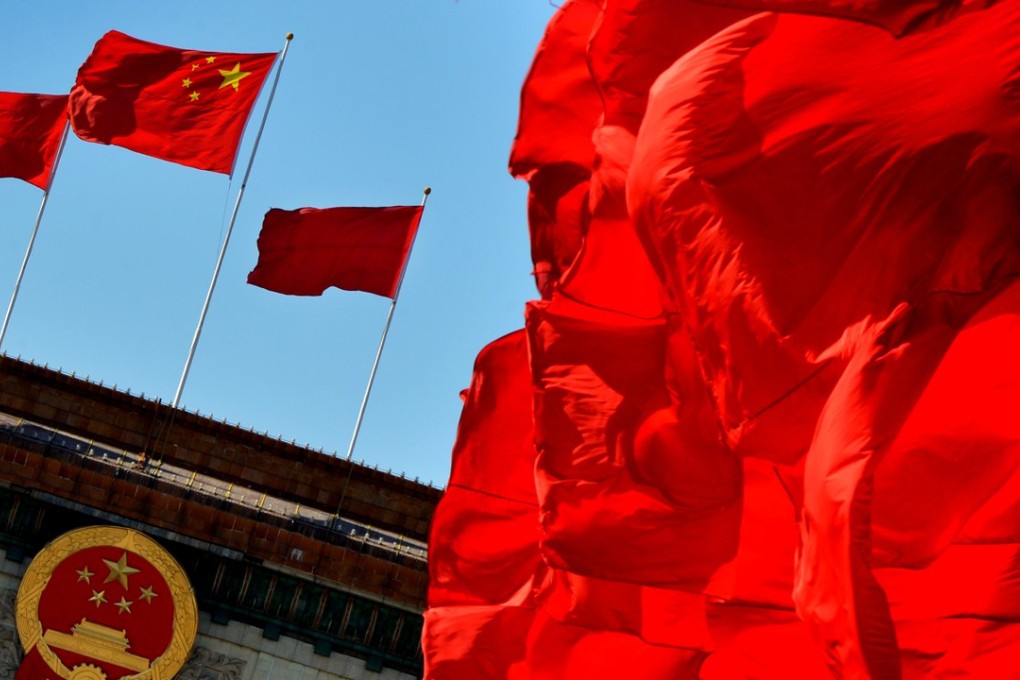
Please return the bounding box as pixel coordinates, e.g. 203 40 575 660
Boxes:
247 205 424 298
694 0 989 35
69 30 276 174
0 92 68 189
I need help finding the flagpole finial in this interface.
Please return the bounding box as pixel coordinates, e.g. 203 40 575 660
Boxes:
286 33 294 41
423 186 432 195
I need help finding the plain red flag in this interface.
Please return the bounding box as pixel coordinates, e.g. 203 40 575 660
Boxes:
247 205 424 298
69 30 276 174
0 92 68 189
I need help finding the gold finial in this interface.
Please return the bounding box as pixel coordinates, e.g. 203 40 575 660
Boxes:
286 33 294 41
423 186 432 195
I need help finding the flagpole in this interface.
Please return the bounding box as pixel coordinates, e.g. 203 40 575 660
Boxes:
345 187 431 461
172 33 293 410
0 119 71 352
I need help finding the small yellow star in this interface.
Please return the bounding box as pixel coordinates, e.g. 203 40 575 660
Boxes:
102 552 140 589
191 63 200 71
218 62 251 91
115 597 133 614
189 91 200 102
76 566 94 583
182 77 192 88
139 586 158 604
205 56 216 64
88 590 107 607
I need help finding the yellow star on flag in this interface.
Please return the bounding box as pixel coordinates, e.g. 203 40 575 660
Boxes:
218 63 252 91
190 91 200 102
139 586 158 604
102 552 140 589
115 597 134 614
76 566 94 583
182 77 192 88
192 63 200 71
89 590 107 607
206 56 216 64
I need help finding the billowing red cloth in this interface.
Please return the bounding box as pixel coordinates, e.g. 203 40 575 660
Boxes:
423 331 542 677
527 296 743 590
589 0 749 134
247 206 423 298
628 2 1020 676
0 92 68 190
70 31 276 174
509 0 602 296
694 0 997 35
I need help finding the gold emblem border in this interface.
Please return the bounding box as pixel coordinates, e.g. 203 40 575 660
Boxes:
15 526 199 680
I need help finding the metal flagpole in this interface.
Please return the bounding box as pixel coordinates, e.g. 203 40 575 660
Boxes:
172 33 294 410
0 119 71 352
345 187 431 461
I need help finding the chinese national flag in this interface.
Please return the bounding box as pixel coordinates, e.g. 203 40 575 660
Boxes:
69 30 277 174
0 92 68 189
247 206 424 298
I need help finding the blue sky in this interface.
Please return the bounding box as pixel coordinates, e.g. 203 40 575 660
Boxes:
1 2 556 487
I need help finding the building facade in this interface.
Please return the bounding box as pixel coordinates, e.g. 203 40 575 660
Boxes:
0 356 439 679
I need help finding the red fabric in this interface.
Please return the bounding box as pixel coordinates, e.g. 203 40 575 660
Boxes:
246 205 423 298
69 30 276 174
508 0 602 182
426 330 541 609
423 331 542 677
527 297 743 590
589 0 749 135
509 0 602 296
693 0 997 35
627 2 1020 676
0 92 67 190
520 608 704 680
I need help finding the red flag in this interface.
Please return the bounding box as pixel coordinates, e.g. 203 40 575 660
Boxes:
509 0 602 297
0 92 68 189
69 30 276 174
247 206 424 298
693 0 990 35
627 2 1020 675
423 331 542 678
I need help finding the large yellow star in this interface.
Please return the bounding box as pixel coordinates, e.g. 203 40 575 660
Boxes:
102 552 140 589
218 62 251 91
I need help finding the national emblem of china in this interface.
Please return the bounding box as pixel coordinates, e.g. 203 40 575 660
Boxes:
14 526 198 680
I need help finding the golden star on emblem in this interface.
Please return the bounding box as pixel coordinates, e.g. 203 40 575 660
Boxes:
115 597 133 614
139 586 158 604
218 62 252 91
88 590 107 607
76 566 94 583
102 552 140 589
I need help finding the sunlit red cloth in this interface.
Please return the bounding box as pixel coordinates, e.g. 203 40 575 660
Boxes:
628 1 1020 675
